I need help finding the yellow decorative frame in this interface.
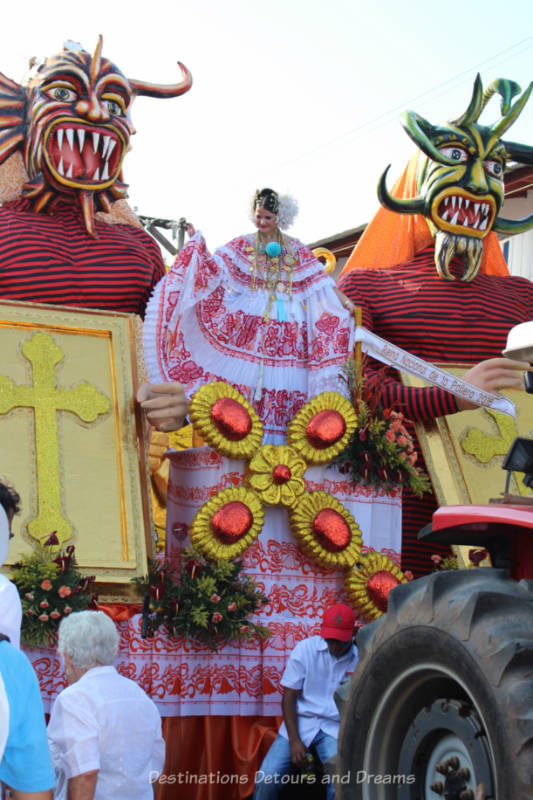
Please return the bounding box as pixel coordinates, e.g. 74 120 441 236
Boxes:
0 299 153 593
401 364 533 565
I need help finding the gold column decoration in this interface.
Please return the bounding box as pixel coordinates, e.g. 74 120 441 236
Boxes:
0 331 110 546
352 306 363 368
400 365 533 568
311 247 336 274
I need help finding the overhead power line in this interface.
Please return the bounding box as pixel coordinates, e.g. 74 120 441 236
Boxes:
275 33 533 170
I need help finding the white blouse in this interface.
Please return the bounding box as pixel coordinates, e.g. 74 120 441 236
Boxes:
47 665 165 799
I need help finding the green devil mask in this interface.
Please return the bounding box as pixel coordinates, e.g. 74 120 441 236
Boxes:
378 75 533 280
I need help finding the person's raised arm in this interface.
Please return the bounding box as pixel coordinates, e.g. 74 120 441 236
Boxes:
338 274 529 421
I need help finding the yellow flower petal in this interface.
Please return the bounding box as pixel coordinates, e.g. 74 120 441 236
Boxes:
262 485 282 505
288 491 362 570
286 392 357 465
189 382 263 460
280 479 305 507
251 450 274 472
249 473 274 491
344 553 408 621
190 487 264 561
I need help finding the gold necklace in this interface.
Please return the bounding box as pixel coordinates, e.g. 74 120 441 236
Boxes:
248 229 295 321
247 229 297 401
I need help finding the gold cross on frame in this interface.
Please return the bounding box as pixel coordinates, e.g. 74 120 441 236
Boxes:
460 408 531 497
0 331 110 546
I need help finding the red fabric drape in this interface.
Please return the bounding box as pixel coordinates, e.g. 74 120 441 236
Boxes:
97 602 143 621
154 716 281 800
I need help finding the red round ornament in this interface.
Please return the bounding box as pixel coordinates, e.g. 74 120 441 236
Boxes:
312 508 351 552
367 570 400 612
272 464 292 484
306 409 346 449
210 397 252 441
211 501 253 544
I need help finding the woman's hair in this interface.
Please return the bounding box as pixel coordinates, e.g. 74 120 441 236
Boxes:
0 478 21 517
253 187 279 214
58 610 119 670
250 187 299 230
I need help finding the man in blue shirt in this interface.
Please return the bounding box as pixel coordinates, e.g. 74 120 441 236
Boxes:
0 636 55 798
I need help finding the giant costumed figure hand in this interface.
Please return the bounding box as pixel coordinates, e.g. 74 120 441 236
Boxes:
456 357 531 410
137 382 188 433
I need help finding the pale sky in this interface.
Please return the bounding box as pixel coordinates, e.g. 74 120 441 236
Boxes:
2 0 533 254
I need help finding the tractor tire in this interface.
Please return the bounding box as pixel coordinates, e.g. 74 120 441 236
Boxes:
336 568 533 799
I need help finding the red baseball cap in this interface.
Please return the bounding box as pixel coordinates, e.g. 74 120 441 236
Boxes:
320 603 356 642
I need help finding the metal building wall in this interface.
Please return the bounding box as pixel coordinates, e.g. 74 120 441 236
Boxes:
500 191 533 281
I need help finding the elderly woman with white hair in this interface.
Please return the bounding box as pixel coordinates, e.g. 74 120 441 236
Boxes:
47 610 165 800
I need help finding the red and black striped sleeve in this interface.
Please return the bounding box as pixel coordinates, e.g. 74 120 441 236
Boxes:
339 270 459 422
0 202 166 319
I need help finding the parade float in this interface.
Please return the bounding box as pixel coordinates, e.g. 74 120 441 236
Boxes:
2 37 533 798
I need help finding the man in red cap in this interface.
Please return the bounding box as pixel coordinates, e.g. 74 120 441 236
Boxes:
253 603 358 799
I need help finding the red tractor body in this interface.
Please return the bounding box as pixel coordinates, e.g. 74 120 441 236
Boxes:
431 503 533 581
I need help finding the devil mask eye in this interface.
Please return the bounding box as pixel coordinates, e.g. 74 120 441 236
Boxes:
101 94 127 116
484 160 503 177
439 146 467 163
105 100 121 115
45 86 78 103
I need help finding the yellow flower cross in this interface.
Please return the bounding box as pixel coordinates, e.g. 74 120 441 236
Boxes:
187 381 363 570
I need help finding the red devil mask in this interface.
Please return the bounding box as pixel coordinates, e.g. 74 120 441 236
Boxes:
0 36 192 236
